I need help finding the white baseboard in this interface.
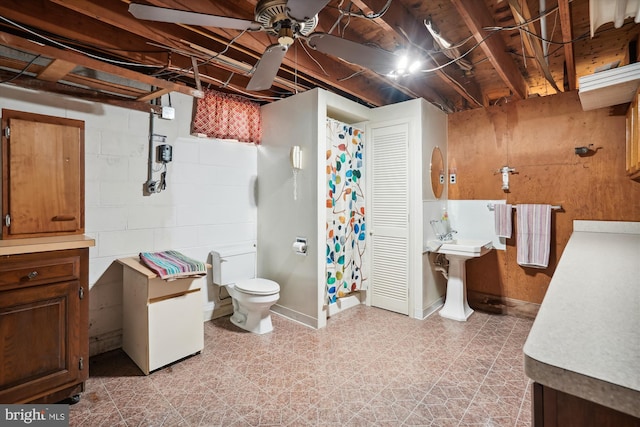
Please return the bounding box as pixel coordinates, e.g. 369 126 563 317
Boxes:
327 294 364 317
271 304 319 329
420 297 445 319
204 300 233 321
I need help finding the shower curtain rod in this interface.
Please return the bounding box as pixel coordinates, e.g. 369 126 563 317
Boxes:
486 203 563 211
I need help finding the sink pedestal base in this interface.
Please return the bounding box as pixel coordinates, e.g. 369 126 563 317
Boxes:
439 255 474 321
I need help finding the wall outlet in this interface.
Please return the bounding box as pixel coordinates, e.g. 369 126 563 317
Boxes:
449 173 457 184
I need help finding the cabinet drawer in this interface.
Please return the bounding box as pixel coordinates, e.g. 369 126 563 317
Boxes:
0 256 80 288
147 276 201 301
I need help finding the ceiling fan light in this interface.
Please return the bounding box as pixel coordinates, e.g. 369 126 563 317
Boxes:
396 53 409 71
408 59 422 74
278 25 294 47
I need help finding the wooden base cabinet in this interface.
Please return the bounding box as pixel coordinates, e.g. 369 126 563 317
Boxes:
533 383 640 427
0 248 89 403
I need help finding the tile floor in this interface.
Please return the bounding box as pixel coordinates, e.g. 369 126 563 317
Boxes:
70 306 534 426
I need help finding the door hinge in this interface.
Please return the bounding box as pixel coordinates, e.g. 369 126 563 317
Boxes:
79 357 84 370
3 126 9 138
4 214 10 228
79 286 84 299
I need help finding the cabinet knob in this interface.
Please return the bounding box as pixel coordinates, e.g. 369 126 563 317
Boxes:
27 271 38 279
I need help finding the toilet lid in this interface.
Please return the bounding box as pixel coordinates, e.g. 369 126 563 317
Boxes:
234 278 280 295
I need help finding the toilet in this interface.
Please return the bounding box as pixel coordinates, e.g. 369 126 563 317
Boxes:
210 245 280 334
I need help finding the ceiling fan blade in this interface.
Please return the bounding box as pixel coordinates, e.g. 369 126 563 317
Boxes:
308 33 399 75
128 3 259 31
246 44 288 91
286 0 331 21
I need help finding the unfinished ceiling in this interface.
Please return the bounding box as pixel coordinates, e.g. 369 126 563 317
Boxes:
0 0 638 113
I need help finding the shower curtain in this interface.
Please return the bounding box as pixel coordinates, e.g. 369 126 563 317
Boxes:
326 118 367 304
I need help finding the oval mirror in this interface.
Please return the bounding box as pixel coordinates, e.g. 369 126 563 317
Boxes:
430 147 444 199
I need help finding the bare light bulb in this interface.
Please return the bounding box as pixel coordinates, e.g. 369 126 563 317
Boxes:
396 51 409 72
393 49 422 76
408 59 422 73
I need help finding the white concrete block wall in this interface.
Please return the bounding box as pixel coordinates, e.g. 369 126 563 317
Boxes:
1 86 257 356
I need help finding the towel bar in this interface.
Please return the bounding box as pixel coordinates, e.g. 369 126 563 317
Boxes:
487 203 562 211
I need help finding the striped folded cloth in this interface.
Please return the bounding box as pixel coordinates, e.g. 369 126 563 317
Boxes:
516 204 551 269
494 203 512 238
139 250 207 280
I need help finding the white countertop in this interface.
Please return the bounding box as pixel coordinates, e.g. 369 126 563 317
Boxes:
523 221 640 417
0 234 95 255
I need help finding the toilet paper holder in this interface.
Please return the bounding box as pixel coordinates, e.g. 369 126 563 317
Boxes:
293 237 307 256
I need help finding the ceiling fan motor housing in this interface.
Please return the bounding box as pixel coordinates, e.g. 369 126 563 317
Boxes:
255 0 318 37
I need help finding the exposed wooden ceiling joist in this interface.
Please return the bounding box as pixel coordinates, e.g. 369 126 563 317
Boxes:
507 0 561 93
36 58 76 82
0 69 162 114
0 0 636 112
558 0 577 91
0 56 150 98
351 0 483 109
451 0 528 101
50 0 408 107
0 30 202 98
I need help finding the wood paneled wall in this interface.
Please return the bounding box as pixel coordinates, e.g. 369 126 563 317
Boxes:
448 91 640 304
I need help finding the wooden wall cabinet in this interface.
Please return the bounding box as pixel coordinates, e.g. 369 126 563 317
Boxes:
1 109 85 239
0 248 89 403
626 89 640 181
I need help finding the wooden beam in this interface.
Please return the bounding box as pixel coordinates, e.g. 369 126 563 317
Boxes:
451 0 528 100
137 88 171 102
507 0 561 93
351 0 483 108
37 58 76 82
0 57 149 97
0 31 203 98
0 70 162 114
558 0 577 91
190 56 203 93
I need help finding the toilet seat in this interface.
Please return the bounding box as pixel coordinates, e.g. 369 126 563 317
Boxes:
234 278 280 295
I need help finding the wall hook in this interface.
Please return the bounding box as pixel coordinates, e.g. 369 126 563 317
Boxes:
574 144 600 156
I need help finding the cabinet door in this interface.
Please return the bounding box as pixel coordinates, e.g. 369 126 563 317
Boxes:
0 280 82 403
1 110 84 238
626 89 640 181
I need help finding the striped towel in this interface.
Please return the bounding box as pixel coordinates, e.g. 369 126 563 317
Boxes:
516 204 551 269
494 203 512 238
139 250 207 280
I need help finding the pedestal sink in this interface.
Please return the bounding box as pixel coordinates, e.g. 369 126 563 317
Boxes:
436 239 493 321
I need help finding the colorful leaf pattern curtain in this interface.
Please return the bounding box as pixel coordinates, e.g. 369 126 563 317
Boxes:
326 118 366 304
192 89 262 143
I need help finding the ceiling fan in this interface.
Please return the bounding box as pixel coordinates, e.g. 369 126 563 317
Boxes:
128 0 400 91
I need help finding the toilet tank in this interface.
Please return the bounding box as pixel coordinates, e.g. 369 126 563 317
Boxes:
211 244 257 286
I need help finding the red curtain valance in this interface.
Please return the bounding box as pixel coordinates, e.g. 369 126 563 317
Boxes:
192 89 262 144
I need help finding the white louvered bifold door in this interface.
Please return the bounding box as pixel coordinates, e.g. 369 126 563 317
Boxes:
369 122 409 315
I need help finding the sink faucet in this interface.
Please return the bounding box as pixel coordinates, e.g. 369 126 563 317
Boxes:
430 219 457 242
441 230 458 242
